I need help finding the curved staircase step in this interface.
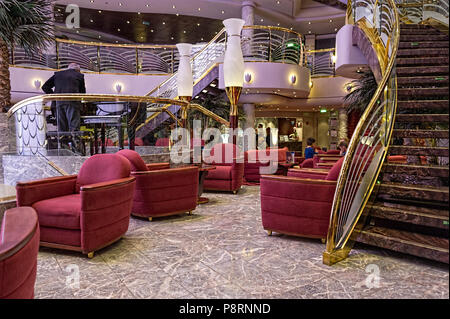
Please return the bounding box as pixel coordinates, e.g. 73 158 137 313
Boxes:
389 145 449 157
397 75 449 86
397 56 449 66
392 129 448 139
397 100 449 111
367 203 449 229
397 87 449 98
399 41 449 49
397 66 449 76
400 34 449 42
395 114 449 123
356 226 449 263
378 183 449 202
383 163 449 178
397 48 448 57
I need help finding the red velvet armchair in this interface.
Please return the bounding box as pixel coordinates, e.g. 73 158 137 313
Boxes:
203 143 244 194
16 154 136 258
0 207 40 299
117 149 199 220
260 157 344 241
244 147 289 182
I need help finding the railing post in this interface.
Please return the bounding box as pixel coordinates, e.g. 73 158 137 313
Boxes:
135 47 139 74
171 48 174 73
55 40 60 69
97 45 101 73
268 29 272 61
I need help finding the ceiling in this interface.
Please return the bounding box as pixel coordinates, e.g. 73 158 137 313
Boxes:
53 0 347 43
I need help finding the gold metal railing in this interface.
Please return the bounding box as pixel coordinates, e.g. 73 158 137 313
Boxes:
396 0 449 27
323 0 400 265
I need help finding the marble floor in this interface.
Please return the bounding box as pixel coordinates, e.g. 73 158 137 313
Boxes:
35 186 449 299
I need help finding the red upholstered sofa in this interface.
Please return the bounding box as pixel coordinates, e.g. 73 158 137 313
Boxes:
117 149 199 220
0 207 40 299
260 157 344 241
244 147 289 182
155 138 170 146
203 143 244 194
16 154 136 258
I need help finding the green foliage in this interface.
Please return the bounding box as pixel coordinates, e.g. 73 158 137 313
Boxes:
0 0 53 55
343 70 378 114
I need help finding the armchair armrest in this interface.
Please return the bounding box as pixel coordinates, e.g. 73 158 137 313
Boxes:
146 162 170 171
287 168 329 180
260 175 337 202
16 175 77 207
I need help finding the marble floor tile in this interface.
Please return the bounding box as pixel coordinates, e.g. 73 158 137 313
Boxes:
32 185 448 299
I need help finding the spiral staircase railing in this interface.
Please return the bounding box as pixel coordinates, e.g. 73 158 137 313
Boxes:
323 0 400 265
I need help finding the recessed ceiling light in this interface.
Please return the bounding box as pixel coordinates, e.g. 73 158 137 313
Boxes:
197 23 200 26
127 20 130 24
162 21 166 24
176 13 179 16
98 35 101 38
329 19 333 22
138 12 141 15
116 41 119 43
146 4 150 7
334 28 338 31
201 37 204 41
98 10 102 13
308 30 311 34
151 29 154 32
183 30 186 33
308 21 311 25
277 23 280 26
117 28 121 31
221 10 225 14
118 2 122 6
202 89 208 93
276 1 280 4
198 8 201 11
172 5 176 9
90 0 94 3
260 19 264 22
90 19 94 22
171 37 174 40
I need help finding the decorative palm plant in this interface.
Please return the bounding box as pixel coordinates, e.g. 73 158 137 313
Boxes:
0 0 53 111
343 70 378 114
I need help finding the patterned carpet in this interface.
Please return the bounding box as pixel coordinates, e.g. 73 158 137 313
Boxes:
35 186 449 299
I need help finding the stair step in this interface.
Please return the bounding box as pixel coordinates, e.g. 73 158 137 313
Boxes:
378 182 449 202
397 100 449 111
367 202 449 229
397 48 449 57
389 145 449 157
397 56 449 66
356 226 449 263
399 41 449 49
397 75 449 86
384 163 449 178
400 34 449 42
400 24 440 30
397 66 449 76
395 114 449 123
399 27 443 35
397 87 449 98
392 129 448 139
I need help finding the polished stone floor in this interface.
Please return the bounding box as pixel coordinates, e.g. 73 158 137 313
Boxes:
35 186 449 299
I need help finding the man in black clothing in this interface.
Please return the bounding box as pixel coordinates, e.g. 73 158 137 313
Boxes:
42 63 86 134
42 63 86 152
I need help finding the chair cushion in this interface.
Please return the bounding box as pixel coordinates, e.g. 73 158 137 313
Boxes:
32 194 81 230
209 143 241 164
300 158 314 168
76 154 131 192
206 165 232 180
117 149 148 172
326 157 345 181
156 138 170 146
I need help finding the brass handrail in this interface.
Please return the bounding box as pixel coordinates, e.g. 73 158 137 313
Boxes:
323 0 400 265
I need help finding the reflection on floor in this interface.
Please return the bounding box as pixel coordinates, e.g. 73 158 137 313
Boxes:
35 186 449 299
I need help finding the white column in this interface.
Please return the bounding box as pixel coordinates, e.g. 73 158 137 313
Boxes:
243 103 255 130
241 1 255 58
338 108 348 141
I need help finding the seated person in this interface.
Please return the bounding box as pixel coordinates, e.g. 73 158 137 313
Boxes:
339 140 348 156
304 137 317 159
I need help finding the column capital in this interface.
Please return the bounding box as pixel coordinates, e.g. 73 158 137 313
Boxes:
242 1 256 8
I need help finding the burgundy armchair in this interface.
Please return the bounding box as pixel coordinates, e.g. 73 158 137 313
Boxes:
244 147 289 182
260 157 344 241
203 143 244 194
117 149 199 220
16 154 136 258
0 207 40 299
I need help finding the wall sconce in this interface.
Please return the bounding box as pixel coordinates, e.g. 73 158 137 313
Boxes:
346 83 353 92
114 83 123 93
290 74 297 84
33 79 42 90
244 72 253 83
309 81 313 89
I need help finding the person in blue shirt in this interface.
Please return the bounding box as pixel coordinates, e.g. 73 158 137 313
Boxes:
304 137 317 159
339 140 348 156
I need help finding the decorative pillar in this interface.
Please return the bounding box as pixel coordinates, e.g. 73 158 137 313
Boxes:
241 1 255 58
338 108 348 142
176 43 193 146
243 103 255 130
223 18 245 145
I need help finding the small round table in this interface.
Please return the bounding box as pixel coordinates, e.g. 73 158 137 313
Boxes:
278 162 296 176
197 165 216 204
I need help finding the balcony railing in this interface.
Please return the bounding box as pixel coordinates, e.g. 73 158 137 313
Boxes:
305 48 336 77
323 0 400 265
396 0 449 26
